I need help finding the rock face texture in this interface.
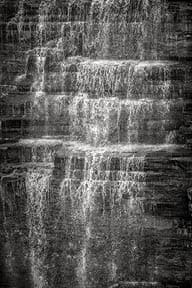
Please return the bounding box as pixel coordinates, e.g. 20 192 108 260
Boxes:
0 1 192 288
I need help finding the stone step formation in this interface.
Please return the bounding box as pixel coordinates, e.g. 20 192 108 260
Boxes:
0 1 192 288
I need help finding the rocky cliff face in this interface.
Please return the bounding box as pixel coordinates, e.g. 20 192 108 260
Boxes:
0 1 192 288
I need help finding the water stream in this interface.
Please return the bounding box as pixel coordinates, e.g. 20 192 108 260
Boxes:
1 0 191 287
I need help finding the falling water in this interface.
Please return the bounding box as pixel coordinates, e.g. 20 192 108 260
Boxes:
57 142 148 287
69 95 181 145
26 168 52 288
6 0 24 42
76 60 178 98
1 0 191 287
29 1 52 137
0 171 30 287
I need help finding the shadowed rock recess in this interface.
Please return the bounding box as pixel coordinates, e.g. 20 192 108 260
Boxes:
0 0 192 287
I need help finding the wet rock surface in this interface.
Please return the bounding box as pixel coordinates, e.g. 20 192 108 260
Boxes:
0 1 192 288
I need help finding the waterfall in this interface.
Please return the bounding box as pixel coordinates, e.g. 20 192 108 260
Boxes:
1 0 191 287
26 168 52 288
56 145 147 287
0 171 31 287
6 0 24 42
69 95 180 145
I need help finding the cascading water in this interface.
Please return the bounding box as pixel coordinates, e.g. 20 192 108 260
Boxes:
26 168 52 288
57 145 147 287
1 0 192 287
69 95 180 145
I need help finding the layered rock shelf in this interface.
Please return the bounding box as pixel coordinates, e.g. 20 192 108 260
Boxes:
0 1 192 288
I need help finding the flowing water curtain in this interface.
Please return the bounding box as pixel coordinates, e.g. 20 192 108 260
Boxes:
107 154 147 283
14 51 31 85
0 180 17 283
32 0 166 59
77 61 139 97
36 0 88 52
0 173 29 285
87 152 146 283
57 149 147 286
76 60 172 98
26 168 52 288
58 153 98 218
36 0 57 46
29 48 48 92
5 0 166 57
46 59 174 100
28 47 51 135
86 0 164 59
30 144 53 162
29 0 58 96
58 153 107 287
6 0 24 43
69 94 88 141
121 99 174 144
6 0 41 44
69 95 120 145
69 93 174 145
59 21 86 57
